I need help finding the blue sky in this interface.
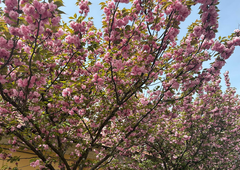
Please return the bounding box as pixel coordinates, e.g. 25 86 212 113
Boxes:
61 0 240 94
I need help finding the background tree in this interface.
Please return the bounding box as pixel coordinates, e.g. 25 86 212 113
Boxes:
112 72 240 170
0 0 239 169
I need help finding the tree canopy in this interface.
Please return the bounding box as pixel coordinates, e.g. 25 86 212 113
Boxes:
0 0 240 169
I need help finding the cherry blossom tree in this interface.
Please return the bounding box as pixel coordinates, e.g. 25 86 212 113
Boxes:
0 0 239 169
111 72 240 170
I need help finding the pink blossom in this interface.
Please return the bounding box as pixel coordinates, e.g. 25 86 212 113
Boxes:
74 95 81 103
62 88 72 97
76 143 81 147
30 160 40 168
5 0 17 9
0 37 7 46
28 24 36 30
0 75 7 84
49 2 57 11
88 31 94 36
25 15 33 24
234 29 240 33
148 137 155 143
9 10 19 20
12 89 18 97
33 0 41 11
82 85 86 89
79 0 90 16
172 81 179 89
58 129 64 134
51 16 61 26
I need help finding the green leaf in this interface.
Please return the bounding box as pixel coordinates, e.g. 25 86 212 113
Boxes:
99 2 105 6
18 66 26 72
125 25 131 31
162 2 172 10
46 52 53 58
81 42 86 47
12 52 22 55
34 54 42 62
54 0 64 7
115 28 121 32
100 4 107 10
77 16 86 23
18 17 25 20
1 66 8 75
88 46 94 52
56 9 66 14
7 156 20 163
30 158 37 163
4 31 11 39
186 1 196 5
191 40 198 45
88 17 93 21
